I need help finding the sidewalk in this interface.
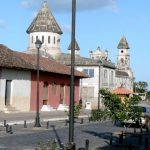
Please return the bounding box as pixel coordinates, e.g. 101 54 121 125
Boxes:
0 109 91 125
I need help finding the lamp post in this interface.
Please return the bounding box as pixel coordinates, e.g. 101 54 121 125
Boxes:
34 39 42 127
97 60 102 109
69 0 76 144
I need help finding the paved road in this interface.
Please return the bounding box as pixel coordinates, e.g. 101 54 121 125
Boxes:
0 120 135 150
0 109 150 150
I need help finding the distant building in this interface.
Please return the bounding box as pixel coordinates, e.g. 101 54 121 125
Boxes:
112 85 133 102
89 46 108 61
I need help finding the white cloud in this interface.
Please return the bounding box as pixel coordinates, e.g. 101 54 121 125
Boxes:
21 0 33 8
21 0 119 13
0 19 6 29
21 0 41 9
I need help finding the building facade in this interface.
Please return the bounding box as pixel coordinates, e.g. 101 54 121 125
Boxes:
0 44 86 112
56 44 116 108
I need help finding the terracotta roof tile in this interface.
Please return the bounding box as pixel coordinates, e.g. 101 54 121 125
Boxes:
112 86 133 95
0 44 87 78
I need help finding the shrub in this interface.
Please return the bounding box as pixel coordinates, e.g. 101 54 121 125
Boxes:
65 103 82 118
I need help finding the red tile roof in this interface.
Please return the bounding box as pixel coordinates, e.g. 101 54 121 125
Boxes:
112 86 133 95
0 44 87 78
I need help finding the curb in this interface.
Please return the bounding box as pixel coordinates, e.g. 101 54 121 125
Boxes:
0 115 89 126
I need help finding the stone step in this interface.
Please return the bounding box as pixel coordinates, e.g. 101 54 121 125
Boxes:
57 104 69 111
41 105 56 111
3 106 18 113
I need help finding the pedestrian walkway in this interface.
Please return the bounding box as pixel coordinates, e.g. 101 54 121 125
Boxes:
0 109 91 126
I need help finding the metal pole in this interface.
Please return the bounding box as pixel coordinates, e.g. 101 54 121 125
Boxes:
34 47 41 127
69 0 76 144
98 65 100 109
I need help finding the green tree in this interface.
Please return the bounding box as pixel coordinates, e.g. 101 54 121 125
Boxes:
146 91 150 101
134 81 148 93
91 88 142 124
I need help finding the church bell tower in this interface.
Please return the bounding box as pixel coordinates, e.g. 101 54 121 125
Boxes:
117 36 130 70
117 36 134 91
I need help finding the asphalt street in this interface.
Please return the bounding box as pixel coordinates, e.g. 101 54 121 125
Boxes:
0 109 150 150
0 120 130 150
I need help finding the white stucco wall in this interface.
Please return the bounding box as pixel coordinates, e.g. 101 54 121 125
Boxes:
0 69 31 111
28 32 61 57
76 66 115 108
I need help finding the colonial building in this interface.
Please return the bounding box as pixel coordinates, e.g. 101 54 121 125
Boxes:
0 44 86 112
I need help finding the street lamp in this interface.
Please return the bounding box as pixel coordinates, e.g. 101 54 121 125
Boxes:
34 38 42 127
69 0 76 145
97 60 102 109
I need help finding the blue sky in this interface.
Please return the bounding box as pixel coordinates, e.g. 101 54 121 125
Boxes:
0 0 150 88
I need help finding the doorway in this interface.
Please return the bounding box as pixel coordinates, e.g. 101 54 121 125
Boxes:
5 80 12 106
60 84 64 104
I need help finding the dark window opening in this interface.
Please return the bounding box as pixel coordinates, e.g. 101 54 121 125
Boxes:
48 36 50 44
43 82 48 99
32 36 33 43
83 69 94 77
42 36 44 43
52 82 56 95
5 80 12 106
54 36 55 44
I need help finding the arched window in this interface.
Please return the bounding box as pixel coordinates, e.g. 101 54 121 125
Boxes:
110 71 114 84
104 70 107 79
42 36 44 43
48 36 50 44
52 82 56 95
31 36 33 43
54 36 55 44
